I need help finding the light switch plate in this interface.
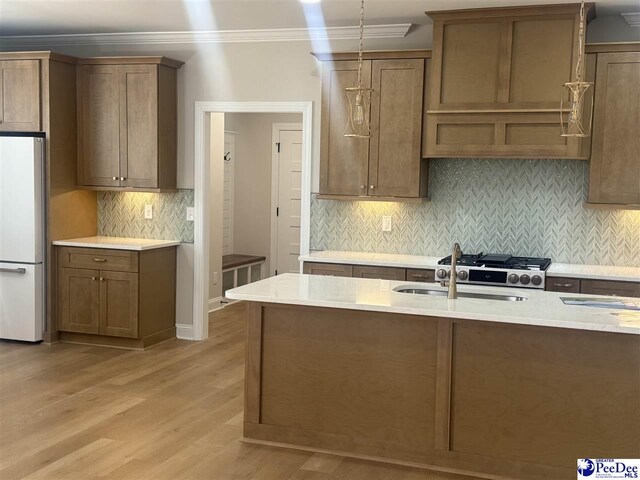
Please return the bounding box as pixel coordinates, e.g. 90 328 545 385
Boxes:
186 207 195 222
144 204 153 220
382 216 392 232
213 271 218 285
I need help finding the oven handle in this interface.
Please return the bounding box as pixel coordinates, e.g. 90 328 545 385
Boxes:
0 267 27 274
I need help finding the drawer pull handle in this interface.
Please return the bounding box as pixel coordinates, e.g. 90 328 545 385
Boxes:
0 267 26 274
411 274 433 279
93 258 107 263
554 283 573 288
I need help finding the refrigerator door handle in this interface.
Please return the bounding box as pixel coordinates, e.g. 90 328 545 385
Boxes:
0 267 27 274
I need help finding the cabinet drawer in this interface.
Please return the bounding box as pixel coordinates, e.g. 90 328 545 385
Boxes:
353 266 406 281
58 247 138 273
581 279 640 298
545 277 581 293
303 262 353 277
406 268 436 283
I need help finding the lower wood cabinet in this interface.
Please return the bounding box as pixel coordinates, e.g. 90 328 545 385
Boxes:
546 276 640 298
303 261 436 283
353 265 406 281
302 262 353 277
57 246 177 349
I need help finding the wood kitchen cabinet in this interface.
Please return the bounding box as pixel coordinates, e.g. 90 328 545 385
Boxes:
56 246 177 349
0 59 41 132
587 48 640 207
425 4 592 158
316 51 430 199
302 262 353 277
546 277 640 298
77 57 183 192
353 265 406 280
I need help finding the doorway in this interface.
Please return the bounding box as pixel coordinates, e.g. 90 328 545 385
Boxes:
193 102 312 340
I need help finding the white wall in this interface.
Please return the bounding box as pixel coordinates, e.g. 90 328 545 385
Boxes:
209 113 225 305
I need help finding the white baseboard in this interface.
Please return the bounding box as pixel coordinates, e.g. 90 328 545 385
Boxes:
176 323 194 340
208 296 224 312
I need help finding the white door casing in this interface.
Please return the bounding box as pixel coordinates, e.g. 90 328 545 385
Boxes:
271 125 302 275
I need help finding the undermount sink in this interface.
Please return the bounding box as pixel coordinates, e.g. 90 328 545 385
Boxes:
394 287 527 302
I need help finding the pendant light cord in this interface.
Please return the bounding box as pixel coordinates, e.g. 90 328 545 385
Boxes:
575 0 585 83
356 0 365 89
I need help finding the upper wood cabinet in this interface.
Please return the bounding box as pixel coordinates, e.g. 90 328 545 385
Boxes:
77 57 183 192
587 49 640 207
0 59 41 132
317 51 430 199
425 4 592 159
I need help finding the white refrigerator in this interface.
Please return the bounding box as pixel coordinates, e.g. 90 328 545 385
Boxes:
0 133 45 342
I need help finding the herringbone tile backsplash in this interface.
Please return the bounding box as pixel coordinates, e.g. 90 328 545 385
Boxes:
98 189 194 243
310 159 640 267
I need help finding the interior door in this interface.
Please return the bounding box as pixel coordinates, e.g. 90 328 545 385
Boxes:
275 128 303 274
369 59 424 197
58 268 100 334
119 64 158 189
78 64 120 187
0 60 40 132
99 270 138 338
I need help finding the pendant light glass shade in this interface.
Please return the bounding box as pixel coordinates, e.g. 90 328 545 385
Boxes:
344 0 372 138
560 0 593 138
345 86 373 138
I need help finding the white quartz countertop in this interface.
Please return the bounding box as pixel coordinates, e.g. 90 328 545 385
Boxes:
52 236 181 251
226 273 640 335
300 251 640 283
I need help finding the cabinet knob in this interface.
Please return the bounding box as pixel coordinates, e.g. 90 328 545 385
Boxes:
370 185 375 189
91 277 96 281
360 185 365 189
100 277 104 281
112 177 118 181
120 177 126 181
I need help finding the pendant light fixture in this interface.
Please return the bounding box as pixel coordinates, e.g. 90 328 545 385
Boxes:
344 0 373 138
561 0 593 137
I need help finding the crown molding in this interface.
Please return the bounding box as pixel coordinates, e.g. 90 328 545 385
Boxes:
0 24 412 48
621 13 640 27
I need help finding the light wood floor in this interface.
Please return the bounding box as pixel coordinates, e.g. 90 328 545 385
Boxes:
0 302 480 480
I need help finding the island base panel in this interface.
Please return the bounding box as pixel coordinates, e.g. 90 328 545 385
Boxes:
244 303 640 480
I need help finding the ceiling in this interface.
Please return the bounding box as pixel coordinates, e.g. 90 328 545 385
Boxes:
0 0 638 36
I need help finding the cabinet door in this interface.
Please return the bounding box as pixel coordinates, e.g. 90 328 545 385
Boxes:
0 60 40 132
302 262 353 277
78 65 120 187
369 59 424 197
588 52 640 205
545 277 580 293
581 279 640 298
58 268 100 334
99 271 138 338
407 269 436 283
320 60 371 196
119 65 159 189
353 265 406 281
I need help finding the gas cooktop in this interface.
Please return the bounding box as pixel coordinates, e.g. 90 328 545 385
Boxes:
435 253 552 289
438 253 551 271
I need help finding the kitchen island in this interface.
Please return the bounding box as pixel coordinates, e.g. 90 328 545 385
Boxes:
227 274 640 480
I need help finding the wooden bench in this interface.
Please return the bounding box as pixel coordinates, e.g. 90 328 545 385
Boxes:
222 254 266 298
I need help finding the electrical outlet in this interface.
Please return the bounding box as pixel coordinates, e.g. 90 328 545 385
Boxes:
382 216 392 232
213 271 218 285
144 204 153 220
186 207 194 222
